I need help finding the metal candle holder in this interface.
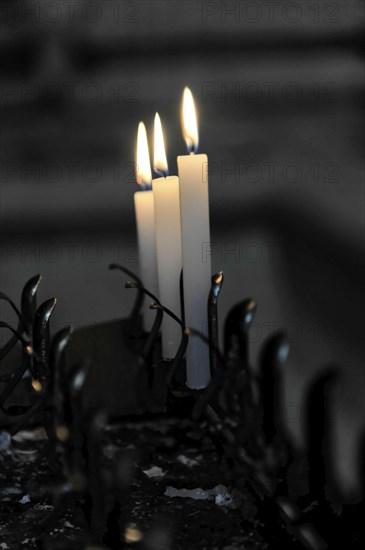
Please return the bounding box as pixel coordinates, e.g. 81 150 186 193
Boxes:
0 268 363 549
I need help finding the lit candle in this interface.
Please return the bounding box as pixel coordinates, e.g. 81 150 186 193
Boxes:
177 87 212 389
134 121 158 331
152 113 182 359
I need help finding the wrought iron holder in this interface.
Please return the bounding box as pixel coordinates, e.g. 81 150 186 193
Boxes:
0 267 363 550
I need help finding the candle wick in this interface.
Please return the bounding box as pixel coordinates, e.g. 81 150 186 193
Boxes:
154 167 169 178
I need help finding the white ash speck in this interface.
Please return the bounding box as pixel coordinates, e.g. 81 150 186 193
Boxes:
33 503 54 511
12 427 47 443
177 454 199 467
64 520 74 528
143 466 166 478
164 484 236 508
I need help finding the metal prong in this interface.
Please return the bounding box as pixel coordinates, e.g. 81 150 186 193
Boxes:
50 327 73 427
21 274 42 335
305 368 339 499
33 298 57 377
259 332 289 443
208 271 224 372
224 298 256 366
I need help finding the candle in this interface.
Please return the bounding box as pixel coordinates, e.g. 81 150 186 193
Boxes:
177 87 212 389
152 113 182 359
134 121 158 331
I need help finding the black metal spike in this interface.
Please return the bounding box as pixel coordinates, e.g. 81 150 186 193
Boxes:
32 298 57 379
68 360 89 401
305 368 339 500
259 332 289 444
48 327 73 439
50 327 73 386
224 298 256 366
21 274 42 336
208 271 224 373
60 361 90 478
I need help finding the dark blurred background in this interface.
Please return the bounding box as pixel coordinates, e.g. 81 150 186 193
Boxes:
0 0 364 496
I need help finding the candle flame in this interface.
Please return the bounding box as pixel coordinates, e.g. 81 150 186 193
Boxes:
136 121 152 187
153 113 169 176
182 87 199 153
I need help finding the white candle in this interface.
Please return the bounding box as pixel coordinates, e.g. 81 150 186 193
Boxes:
134 122 158 332
177 87 212 389
152 113 182 359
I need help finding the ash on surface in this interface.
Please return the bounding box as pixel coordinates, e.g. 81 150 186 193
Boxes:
0 419 266 549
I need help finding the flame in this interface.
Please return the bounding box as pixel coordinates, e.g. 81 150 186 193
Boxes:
153 113 169 176
181 87 199 153
136 122 152 187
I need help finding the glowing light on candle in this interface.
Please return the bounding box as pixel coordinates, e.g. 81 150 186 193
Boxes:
136 121 152 187
152 112 182 359
182 87 199 153
134 121 158 331
153 113 169 177
178 86 211 388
